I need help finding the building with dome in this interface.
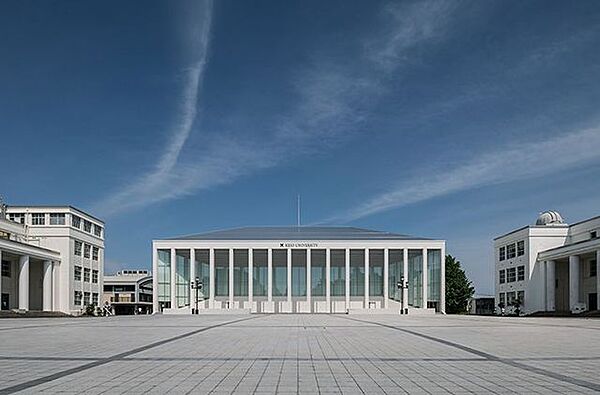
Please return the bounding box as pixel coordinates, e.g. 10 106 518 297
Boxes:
152 226 445 314
494 211 600 314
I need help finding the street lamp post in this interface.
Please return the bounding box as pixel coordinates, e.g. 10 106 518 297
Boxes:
398 276 409 315
190 277 203 315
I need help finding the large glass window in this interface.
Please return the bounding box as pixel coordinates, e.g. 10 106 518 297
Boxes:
388 249 404 301
499 246 506 261
350 249 364 296
330 249 345 297
32 213 45 225
311 250 326 297
507 243 516 259
50 213 65 225
176 250 190 307
507 267 516 283
74 240 82 256
427 250 441 302
253 250 268 297
369 249 384 297
72 215 81 229
292 250 307 297
194 250 210 299
517 265 525 281
408 250 423 307
517 241 525 257
74 266 82 281
234 249 249 297
157 249 171 302
215 249 229 297
272 249 287 297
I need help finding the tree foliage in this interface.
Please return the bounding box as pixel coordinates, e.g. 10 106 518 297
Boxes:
445 255 475 314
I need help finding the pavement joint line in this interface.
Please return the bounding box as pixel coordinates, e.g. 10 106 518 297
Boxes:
0 315 262 395
339 316 600 392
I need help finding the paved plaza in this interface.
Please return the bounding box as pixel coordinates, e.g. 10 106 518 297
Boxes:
0 314 599 394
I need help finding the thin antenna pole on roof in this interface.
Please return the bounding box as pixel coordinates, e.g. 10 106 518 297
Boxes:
297 194 301 228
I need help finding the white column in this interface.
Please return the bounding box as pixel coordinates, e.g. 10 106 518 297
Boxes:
546 260 556 311
383 248 389 309
440 244 446 314
422 248 428 309
170 249 176 308
267 249 273 302
18 255 29 310
325 248 331 311
189 248 195 310
345 249 350 310
152 247 158 313
229 249 234 307
209 249 215 305
43 260 53 311
364 249 369 308
248 249 253 305
287 249 292 303
402 248 408 311
569 255 580 312
52 261 59 311
597 251 600 311
306 249 311 307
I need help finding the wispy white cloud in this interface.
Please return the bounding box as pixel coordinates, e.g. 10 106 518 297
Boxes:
328 126 600 222
93 0 213 216
94 1 457 216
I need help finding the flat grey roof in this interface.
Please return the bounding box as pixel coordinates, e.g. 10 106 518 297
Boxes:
168 226 429 241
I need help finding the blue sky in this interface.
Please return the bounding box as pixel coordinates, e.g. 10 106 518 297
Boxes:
2 1 600 294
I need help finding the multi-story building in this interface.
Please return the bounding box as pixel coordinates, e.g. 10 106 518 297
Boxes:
494 211 600 314
2 205 104 314
152 226 446 314
102 270 153 315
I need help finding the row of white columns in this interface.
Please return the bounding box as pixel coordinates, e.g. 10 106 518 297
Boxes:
0 249 55 311
168 247 440 310
545 250 600 312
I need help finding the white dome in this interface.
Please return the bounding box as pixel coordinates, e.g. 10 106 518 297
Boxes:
536 210 565 226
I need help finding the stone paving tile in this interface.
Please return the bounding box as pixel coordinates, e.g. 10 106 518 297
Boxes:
0 314 599 393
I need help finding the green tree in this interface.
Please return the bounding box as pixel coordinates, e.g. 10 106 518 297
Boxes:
445 255 475 314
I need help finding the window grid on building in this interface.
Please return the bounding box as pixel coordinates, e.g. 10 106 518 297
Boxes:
590 260 597 277
1 261 10 277
499 269 506 284
517 240 525 256
83 220 92 233
83 244 91 259
74 266 82 281
49 213 65 225
74 240 82 256
507 244 516 259
499 246 506 261
92 269 98 283
74 291 82 305
31 213 45 225
517 265 525 281
507 267 516 283
84 268 90 282
72 215 81 229
92 246 99 261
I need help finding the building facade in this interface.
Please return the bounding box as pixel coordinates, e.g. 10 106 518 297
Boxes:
153 227 445 314
494 211 600 314
103 270 153 315
2 206 104 314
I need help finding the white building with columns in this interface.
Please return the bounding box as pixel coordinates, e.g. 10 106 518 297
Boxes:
2 206 104 314
153 227 445 314
495 211 600 314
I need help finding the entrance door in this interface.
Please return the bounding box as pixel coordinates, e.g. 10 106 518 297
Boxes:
1 293 8 310
589 293 598 311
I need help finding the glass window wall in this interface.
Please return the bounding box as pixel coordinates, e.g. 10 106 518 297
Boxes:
388 249 403 301
175 250 190 307
291 250 307 297
215 249 229 297
157 249 170 302
311 250 326 297
350 249 365 296
369 249 384 296
272 249 287 296
253 250 268 297
234 249 249 296
427 249 441 302
330 249 345 296
194 250 210 300
408 250 423 307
